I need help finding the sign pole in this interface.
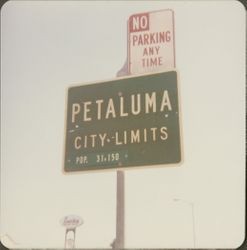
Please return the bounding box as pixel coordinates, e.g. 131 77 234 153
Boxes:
115 170 125 249
114 59 128 249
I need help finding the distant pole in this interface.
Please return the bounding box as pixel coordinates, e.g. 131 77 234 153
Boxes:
191 202 196 248
173 199 196 248
64 228 75 249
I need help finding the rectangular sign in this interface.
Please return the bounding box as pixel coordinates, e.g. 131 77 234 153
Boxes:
64 71 181 172
128 9 175 75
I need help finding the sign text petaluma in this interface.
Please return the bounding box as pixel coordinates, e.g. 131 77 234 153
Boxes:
64 71 181 172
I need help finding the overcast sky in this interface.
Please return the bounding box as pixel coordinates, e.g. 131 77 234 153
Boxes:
1 0 245 249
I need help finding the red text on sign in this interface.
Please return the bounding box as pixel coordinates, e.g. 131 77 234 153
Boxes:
129 13 149 33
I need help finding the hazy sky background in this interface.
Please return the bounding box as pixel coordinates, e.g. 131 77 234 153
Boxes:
1 0 245 249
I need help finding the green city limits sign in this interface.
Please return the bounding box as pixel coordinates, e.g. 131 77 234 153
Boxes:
64 71 181 172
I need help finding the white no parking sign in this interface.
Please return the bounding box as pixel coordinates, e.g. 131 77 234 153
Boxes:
128 9 175 74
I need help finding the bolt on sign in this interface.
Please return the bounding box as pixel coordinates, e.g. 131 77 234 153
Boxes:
128 9 175 75
64 71 181 172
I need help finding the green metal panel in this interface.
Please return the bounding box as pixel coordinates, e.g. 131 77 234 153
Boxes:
64 71 181 172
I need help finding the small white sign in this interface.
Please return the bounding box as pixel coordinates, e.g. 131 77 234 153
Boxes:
128 9 175 74
60 215 83 229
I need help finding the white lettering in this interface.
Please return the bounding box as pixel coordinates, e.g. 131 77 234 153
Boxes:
131 94 141 115
160 90 172 111
74 136 81 149
105 98 116 119
145 92 156 113
96 99 104 120
99 133 107 147
83 102 92 121
120 97 128 117
72 103 80 123
160 126 168 140
131 129 140 143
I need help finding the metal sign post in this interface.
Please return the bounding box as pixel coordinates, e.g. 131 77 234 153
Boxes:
114 170 125 249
